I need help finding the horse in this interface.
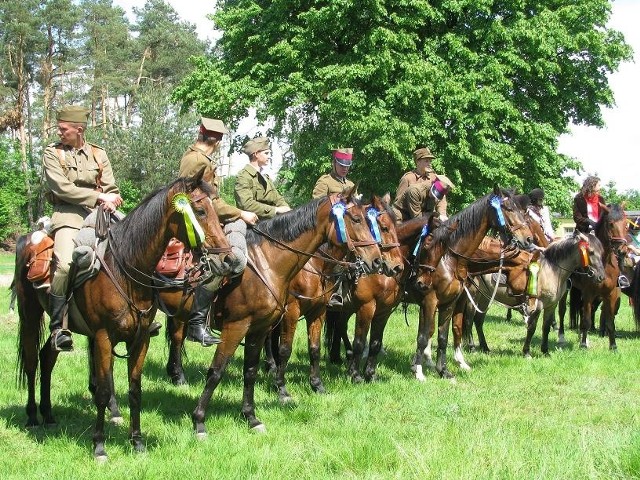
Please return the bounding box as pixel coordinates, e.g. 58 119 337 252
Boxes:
456 231 605 364
15 170 231 460
409 187 534 380
558 204 628 350
189 189 383 435
266 196 414 402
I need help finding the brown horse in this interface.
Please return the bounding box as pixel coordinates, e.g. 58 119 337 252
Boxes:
14 171 230 460
267 196 413 402
410 187 534 380
559 203 629 350
189 190 382 435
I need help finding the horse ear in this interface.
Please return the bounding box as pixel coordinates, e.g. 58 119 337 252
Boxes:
382 192 391 204
190 166 206 185
343 182 360 202
493 185 501 196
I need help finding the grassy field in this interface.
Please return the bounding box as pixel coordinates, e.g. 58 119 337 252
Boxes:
0 250 14 276
1 282 639 479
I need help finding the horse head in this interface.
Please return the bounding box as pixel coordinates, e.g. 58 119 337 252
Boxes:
170 168 235 276
329 187 383 275
367 194 403 277
596 203 628 260
489 186 533 249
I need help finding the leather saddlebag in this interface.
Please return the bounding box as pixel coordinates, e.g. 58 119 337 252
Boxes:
26 235 54 283
156 238 192 277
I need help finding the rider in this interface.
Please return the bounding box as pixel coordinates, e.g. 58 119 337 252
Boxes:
527 188 555 243
391 147 454 222
234 136 291 220
43 105 123 351
179 117 258 346
572 175 629 288
312 148 356 307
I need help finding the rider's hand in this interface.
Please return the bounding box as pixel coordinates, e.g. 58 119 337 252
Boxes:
275 206 292 214
98 192 123 208
240 210 258 225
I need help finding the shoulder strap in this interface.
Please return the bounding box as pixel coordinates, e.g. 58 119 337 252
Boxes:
55 146 67 173
89 144 103 191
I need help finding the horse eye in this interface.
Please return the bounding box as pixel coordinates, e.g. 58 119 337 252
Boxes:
381 226 389 233
352 215 362 223
193 206 206 217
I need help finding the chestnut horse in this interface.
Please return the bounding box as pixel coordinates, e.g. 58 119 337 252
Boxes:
15 172 230 460
190 190 383 435
267 196 416 402
558 203 629 349
410 187 534 380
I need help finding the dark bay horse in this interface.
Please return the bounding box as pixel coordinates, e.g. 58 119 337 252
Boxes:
560 204 628 350
456 231 605 365
15 171 230 460
410 187 534 380
190 190 383 435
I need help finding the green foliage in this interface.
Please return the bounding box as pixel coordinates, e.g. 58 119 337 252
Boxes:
174 0 631 213
602 181 640 210
0 141 29 239
218 174 236 206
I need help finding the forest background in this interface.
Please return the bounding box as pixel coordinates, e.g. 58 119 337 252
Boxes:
1 0 639 246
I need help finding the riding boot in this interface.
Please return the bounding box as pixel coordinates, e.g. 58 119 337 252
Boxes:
49 293 73 352
186 285 220 346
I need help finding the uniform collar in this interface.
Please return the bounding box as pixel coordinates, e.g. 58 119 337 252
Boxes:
189 145 216 161
330 172 347 183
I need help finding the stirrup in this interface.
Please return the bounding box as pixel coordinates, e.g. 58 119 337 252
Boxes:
149 322 162 337
327 293 344 308
618 275 630 288
51 328 73 352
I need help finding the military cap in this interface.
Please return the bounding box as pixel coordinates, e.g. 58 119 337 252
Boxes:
413 147 435 162
201 117 229 134
56 105 90 124
430 174 454 201
332 147 353 167
242 136 270 156
529 188 544 204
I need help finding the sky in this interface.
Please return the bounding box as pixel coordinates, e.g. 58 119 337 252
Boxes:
114 0 640 191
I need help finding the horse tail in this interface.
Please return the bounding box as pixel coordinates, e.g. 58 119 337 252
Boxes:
632 263 640 331
14 233 46 388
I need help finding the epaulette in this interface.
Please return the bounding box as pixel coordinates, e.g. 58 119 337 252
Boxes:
88 142 105 151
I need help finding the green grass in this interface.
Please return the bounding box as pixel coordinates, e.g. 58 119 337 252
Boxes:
0 250 14 276
1 284 639 479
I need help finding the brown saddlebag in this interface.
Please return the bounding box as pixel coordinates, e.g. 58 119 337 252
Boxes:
26 235 55 283
156 238 193 277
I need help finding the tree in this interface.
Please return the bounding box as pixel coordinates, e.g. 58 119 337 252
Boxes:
173 0 632 214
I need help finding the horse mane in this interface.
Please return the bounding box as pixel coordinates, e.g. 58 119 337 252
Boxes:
430 190 506 250
110 177 209 264
595 203 625 247
542 235 579 266
246 197 326 246
372 195 397 222
396 217 430 243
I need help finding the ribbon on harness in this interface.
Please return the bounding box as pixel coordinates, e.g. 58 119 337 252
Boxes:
578 240 590 267
366 207 382 243
412 224 430 257
332 202 348 244
172 193 204 248
489 196 506 228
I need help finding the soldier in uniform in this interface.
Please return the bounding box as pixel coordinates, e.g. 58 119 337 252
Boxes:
43 105 123 351
392 147 454 222
179 117 258 346
312 148 355 198
234 136 291 220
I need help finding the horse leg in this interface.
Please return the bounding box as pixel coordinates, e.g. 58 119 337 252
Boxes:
522 310 540 358
540 307 555 355
364 308 391 382
88 338 123 424
241 330 270 431
602 292 619 350
557 289 567 345
17 294 45 427
166 313 188 386
263 326 279 375
127 334 150 454
91 330 114 461
307 308 327 394
435 302 456 379
461 296 476 351
325 310 344 364
412 294 437 381
192 323 247 437
475 311 491 353
348 302 375 384
274 304 299 403
452 297 471 371
579 297 594 349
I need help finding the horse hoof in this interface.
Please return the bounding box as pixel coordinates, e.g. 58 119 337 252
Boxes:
94 455 108 464
579 343 588 349
110 416 124 426
279 395 295 405
195 431 208 440
439 370 454 380
251 423 267 434
351 375 364 384
523 353 532 359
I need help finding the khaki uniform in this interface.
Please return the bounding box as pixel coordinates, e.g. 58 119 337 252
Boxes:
179 145 241 222
312 173 355 199
43 141 119 295
392 168 447 221
234 164 289 220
